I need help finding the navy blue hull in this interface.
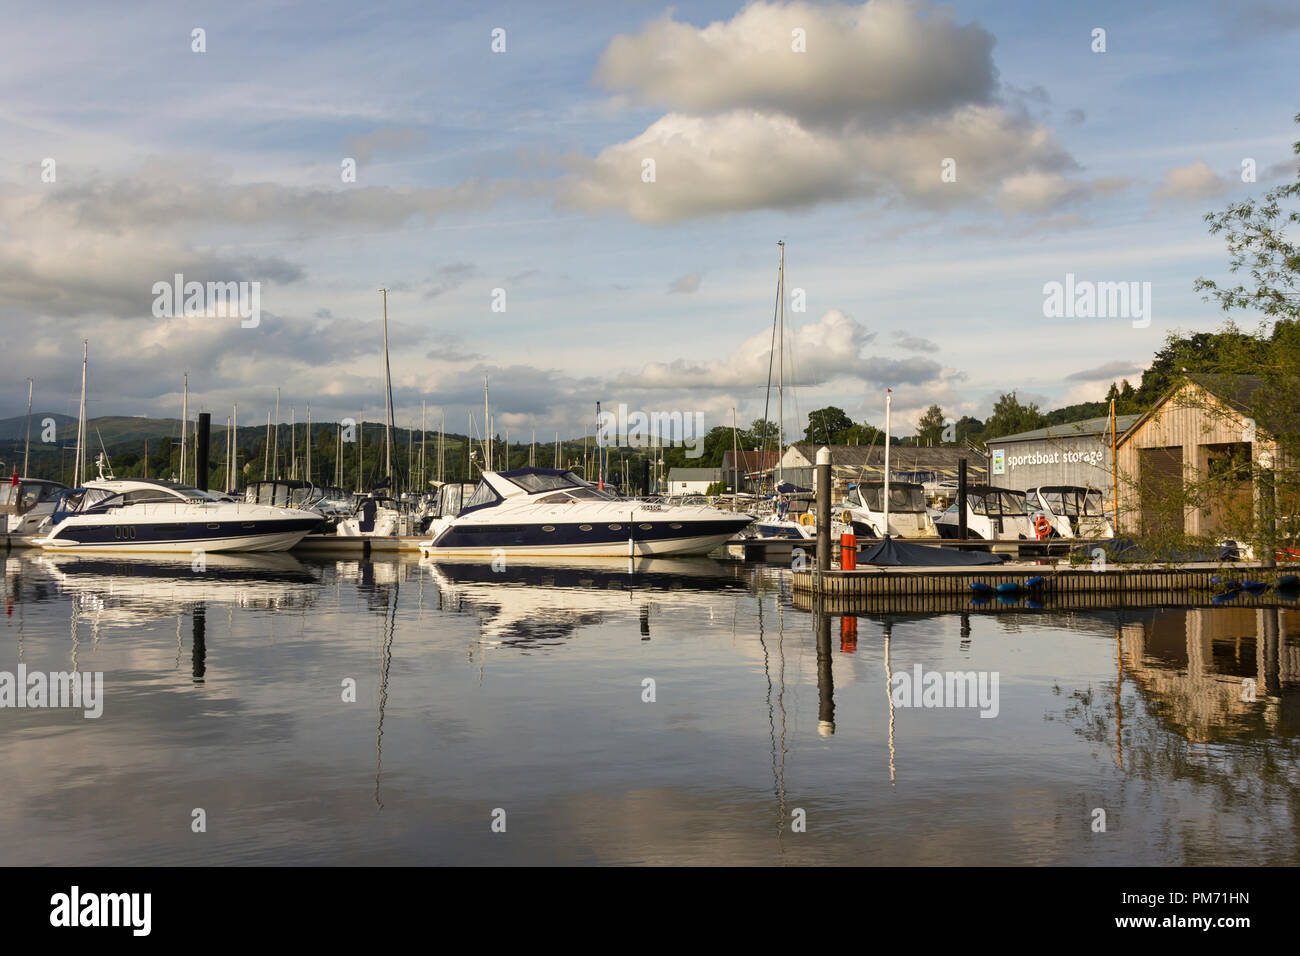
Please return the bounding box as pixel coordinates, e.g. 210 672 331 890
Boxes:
430 518 750 551
46 516 324 547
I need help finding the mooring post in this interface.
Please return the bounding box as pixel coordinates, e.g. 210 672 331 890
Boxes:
196 412 211 492
816 605 835 736
816 446 831 570
958 457 968 544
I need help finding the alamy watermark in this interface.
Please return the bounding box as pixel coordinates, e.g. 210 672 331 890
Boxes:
596 403 706 458
0 666 103 718
1042 273 1151 328
152 273 261 328
889 665 999 718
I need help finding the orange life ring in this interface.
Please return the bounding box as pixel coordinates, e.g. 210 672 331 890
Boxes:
1034 516 1051 539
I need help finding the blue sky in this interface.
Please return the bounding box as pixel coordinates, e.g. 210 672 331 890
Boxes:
1 0 1298 439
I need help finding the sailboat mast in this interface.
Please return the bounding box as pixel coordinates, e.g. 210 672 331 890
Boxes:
306 404 312 484
420 401 426 493
232 403 238 490
22 378 33 477
272 387 280 479
777 241 785 487
883 389 892 534
483 377 491 472
74 342 87 487
180 372 188 485
381 289 393 482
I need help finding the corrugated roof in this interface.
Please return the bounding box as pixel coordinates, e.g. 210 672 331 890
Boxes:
787 444 987 478
988 413 1142 444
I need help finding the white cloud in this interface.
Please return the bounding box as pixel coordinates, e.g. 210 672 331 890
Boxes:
565 1 1099 222
1152 160 1227 203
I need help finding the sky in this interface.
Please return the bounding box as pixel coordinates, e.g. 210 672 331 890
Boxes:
1 0 1298 441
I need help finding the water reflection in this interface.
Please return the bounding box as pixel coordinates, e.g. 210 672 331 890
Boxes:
2 550 1299 865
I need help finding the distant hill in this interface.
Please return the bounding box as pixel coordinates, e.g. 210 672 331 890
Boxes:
0 412 76 441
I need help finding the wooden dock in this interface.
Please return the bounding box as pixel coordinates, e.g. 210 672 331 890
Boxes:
792 562 1287 597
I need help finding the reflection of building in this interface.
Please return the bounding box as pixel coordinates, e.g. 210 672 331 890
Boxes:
1122 607 1300 742
1116 375 1283 538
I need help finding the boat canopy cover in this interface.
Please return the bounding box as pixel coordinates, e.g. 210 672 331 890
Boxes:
775 482 811 494
858 537 1006 566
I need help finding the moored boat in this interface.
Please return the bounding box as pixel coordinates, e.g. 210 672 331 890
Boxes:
418 466 752 557
36 478 323 552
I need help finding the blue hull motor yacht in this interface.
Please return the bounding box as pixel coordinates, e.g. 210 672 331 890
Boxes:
419 467 753 557
37 479 323 552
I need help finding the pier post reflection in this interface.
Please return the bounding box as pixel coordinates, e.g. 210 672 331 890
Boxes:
816 604 835 736
191 603 206 684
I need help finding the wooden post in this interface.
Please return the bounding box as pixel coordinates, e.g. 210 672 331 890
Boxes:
816 446 831 570
958 457 968 542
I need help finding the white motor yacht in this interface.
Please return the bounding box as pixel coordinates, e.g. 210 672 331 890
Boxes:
37 478 323 552
419 467 753 557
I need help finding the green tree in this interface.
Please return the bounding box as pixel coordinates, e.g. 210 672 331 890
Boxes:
803 406 854 445
983 392 1045 439
746 417 779 448
915 404 947 445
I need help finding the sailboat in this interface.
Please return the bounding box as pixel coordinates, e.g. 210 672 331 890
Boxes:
335 289 412 538
750 242 815 541
1 377 69 538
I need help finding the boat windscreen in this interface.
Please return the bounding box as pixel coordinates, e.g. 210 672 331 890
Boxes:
504 471 584 493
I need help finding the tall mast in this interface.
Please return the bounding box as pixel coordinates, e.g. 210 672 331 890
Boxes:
883 389 892 534
272 387 280 479
290 406 296 480
74 342 87 486
22 378 33 476
438 409 444 484
420 400 426 492
483 377 491 472
306 404 312 484
264 408 271 479
358 412 364 492
381 288 393 482
180 371 188 485
231 403 237 490
777 241 785 487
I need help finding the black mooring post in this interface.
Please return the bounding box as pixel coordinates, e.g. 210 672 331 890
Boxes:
958 457 968 543
196 412 211 492
816 606 835 736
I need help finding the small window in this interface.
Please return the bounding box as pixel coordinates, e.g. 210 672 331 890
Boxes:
541 525 555 532
608 524 622 531
579 524 592 531
670 523 682 529
638 523 652 530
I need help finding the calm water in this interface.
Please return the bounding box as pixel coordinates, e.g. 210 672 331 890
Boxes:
2 550 1299 866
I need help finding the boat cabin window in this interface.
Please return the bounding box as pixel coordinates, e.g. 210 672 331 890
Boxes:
464 480 501 510
1083 490 1105 515
858 484 925 512
505 471 585 494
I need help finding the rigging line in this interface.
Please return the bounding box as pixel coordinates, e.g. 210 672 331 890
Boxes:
759 253 782 488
